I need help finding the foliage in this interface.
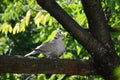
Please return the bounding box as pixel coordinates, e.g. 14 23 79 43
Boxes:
0 0 120 79
114 66 120 80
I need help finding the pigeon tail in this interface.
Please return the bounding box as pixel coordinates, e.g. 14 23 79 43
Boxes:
24 51 38 57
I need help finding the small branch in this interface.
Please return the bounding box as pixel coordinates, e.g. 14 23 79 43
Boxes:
0 55 96 75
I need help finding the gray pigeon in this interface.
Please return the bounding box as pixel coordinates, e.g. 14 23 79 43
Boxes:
24 29 65 58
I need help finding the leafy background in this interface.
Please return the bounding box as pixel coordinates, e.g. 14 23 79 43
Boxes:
0 0 120 79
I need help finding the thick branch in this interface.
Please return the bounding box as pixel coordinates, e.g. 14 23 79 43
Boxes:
0 55 96 75
36 0 109 55
81 1 120 79
81 0 115 52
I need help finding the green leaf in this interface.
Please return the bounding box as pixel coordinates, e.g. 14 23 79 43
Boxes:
43 13 50 25
13 23 20 34
114 66 120 79
43 30 57 43
116 0 120 5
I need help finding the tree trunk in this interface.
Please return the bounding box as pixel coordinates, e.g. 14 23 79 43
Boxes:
81 0 120 79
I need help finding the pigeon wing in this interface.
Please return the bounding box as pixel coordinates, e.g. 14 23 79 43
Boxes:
35 40 57 53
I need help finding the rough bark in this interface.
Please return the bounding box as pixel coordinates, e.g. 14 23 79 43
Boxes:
0 55 95 75
36 0 120 80
81 0 120 79
81 0 116 54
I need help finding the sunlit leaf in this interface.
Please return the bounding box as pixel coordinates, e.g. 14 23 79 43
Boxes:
34 12 45 26
25 10 31 26
62 52 73 59
39 15 44 25
43 13 50 25
13 23 20 34
43 30 58 43
0 22 13 34
37 74 46 80
76 13 86 25
48 17 53 26
77 46 82 55
8 24 12 33
20 19 26 32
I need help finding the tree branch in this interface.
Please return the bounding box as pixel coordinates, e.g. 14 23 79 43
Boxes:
0 55 96 75
81 0 115 53
36 0 109 55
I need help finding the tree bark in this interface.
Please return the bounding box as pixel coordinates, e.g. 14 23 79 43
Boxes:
0 55 95 75
81 0 120 79
36 0 120 80
81 1 117 61
81 0 115 51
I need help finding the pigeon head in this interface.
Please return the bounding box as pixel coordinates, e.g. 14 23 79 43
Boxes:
54 29 64 39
